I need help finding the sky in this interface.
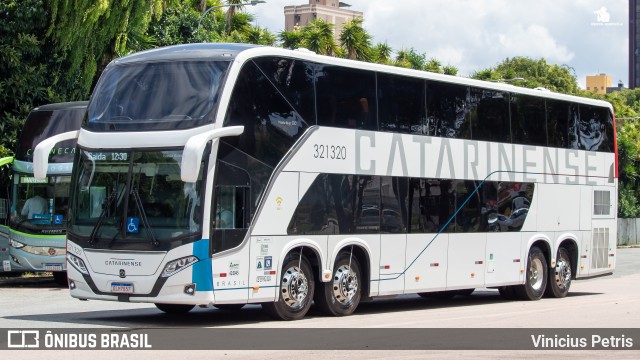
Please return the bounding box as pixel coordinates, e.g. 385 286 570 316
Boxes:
245 0 628 89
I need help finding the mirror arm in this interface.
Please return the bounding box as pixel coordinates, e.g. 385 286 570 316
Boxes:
180 126 244 183
33 130 80 180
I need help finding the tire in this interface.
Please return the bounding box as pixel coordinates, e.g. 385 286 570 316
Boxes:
53 271 68 287
498 286 518 300
155 303 195 314
514 246 548 300
262 252 314 321
214 304 245 311
418 291 457 299
456 288 474 296
544 247 572 298
316 252 362 316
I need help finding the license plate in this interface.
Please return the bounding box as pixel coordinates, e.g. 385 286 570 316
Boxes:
111 283 134 294
3 260 10 272
43 263 63 272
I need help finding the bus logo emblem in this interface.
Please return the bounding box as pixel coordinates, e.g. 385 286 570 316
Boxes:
119 269 126 278
48 248 56 256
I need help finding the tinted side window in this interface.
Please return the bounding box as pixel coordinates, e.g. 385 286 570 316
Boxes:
488 182 533 232
546 100 569 148
567 104 581 150
427 81 470 139
353 176 380 233
575 105 614 152
316 65 377 130
454 180 483 233
378 74 426 134
511 95 547 146
409 179 453 233
224 61 309 167
469 88 511 143
287 174 340 235
253 57 317 125
380 177 408 233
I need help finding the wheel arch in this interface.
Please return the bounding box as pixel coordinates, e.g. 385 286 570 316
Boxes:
526 235 553 268
279 239 325 282
330 238 373 299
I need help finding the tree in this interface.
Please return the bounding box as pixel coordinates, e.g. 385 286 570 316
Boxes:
0 1 61 153
471 57 579 94
301 19 336 56
225 0 244 35
279 30 304 49
339 18 371 61
424 58 442 73
443 65 458 76
47 0 165 97
372 42 392 64
394 48 426 70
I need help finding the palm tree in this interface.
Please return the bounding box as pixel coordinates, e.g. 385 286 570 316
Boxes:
373 42 392 64
225 0 244 35
339 18 371 60
279 30 304 49
301 19 336 55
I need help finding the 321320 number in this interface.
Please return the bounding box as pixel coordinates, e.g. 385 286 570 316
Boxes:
313 144 347 160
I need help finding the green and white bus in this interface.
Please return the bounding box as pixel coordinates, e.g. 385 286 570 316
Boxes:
4 102 86 284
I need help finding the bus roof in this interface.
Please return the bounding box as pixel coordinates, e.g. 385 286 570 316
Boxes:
33 101 89 112
14 101 87 163
111 43 613 111
111 43 259 65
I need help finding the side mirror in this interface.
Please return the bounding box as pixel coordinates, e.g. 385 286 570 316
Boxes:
181 126 244 183
33 130 80 180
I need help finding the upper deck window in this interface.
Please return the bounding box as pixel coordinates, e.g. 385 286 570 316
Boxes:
86 61 230 131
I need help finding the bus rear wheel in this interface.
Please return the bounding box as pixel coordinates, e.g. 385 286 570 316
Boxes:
262 252 314 321
155 303 195 314
544 247 572 298
316 252 362 316
515 246 547 300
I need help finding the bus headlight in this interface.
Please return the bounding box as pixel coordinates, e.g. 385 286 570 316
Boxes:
68 253 89 275
10 239 25 249
161 256 198 278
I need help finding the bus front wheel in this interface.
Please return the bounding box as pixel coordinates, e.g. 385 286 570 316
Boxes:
515 246 547 300
544 247 572 298
316 251 362 316
155 303 195 314
262 252 314 321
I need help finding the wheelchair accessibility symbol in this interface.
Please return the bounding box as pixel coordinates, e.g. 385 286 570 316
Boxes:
127 217 139 233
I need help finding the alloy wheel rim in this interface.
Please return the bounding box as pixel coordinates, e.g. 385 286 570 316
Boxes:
529 257 544 291
280 266 309 310
333 264 358 305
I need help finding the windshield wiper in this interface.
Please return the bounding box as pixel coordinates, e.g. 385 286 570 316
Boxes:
88 190 118 245
131 188 159 247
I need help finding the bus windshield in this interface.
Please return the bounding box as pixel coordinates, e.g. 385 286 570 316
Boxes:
86 61 230 131
70 150 203 246
10 174 71 235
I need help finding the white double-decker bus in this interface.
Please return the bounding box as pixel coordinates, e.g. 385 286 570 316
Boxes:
34 44 617 320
